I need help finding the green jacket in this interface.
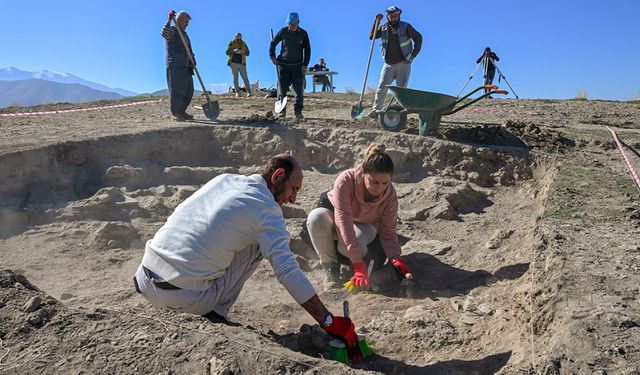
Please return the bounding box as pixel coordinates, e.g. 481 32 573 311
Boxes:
226 39 250 65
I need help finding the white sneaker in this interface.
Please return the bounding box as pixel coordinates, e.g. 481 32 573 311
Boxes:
235 93 240 98
247 93 253 97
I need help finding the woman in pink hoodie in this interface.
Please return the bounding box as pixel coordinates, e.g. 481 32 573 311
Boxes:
306 143 411 290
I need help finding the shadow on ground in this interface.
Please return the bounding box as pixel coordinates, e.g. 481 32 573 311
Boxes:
355 351 512 375
373 253 530 299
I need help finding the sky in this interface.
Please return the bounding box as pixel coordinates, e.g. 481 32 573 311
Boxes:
3 0 639 100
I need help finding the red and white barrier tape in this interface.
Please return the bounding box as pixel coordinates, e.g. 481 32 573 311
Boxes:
466 107 512 114
0 95 514 119
225 94 361 106
0 99 161 118
608 126 640 191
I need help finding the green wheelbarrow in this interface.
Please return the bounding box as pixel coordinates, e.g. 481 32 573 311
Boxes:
378 85 508 136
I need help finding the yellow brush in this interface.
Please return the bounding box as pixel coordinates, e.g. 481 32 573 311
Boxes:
343 279 358 293
343 260 375 293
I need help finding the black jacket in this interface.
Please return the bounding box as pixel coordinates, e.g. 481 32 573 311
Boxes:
269 27 311 66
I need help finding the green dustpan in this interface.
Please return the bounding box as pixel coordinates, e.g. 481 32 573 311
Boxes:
330 334 374 364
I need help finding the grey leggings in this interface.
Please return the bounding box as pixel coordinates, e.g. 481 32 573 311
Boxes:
306 207 377 264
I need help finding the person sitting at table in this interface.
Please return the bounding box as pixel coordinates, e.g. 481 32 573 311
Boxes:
310 58 332 92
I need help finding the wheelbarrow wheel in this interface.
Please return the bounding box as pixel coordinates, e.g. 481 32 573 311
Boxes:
379 105 407 132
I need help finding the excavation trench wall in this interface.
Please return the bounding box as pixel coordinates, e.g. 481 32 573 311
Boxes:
0 125 534 237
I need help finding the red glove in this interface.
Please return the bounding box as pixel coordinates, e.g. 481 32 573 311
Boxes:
392 258 411 278
323 314 359 348
168 10 176 20
351 262 370 290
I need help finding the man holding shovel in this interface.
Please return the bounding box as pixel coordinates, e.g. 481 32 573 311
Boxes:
269 12 311 119
133 154 360 353
162 10 195 122
368 6 422 119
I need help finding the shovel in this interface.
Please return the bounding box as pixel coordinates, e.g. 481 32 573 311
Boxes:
171 14 220 120
270 28 288 114
351 16 380 119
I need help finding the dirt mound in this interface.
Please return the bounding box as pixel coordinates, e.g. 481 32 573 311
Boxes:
443 119 574 152
501 119 575 151
0 270 360 374
398 178 493 221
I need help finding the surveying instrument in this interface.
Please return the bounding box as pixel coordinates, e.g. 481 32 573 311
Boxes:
457 48 519 99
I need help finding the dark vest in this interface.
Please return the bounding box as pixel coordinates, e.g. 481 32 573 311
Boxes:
166 26 193 68
380 21 413 61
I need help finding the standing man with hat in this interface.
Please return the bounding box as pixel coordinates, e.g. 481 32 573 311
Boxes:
269 12 311 119
162 10 196 122
368 6 422 119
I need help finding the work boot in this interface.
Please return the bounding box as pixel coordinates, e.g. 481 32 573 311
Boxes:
367 110 378 119
172 114 186 122
182 112 194 120
322 262 341 290
295 111 304 119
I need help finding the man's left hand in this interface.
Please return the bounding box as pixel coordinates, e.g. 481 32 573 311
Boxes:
301 65 308 74
323 315 359 348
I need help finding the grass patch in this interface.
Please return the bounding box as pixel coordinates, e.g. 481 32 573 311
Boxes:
546 162 639 221
564 127 640 144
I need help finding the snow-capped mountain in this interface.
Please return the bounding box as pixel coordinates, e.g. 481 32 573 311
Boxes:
0 67 138 97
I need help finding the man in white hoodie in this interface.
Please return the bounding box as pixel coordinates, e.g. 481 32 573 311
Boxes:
133 154 359 349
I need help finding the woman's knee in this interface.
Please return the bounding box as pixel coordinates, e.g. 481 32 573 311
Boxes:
306 208 334 232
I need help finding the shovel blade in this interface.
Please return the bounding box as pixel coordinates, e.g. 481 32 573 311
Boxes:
274 96 288 114
202 100 220 120
351 104 365 120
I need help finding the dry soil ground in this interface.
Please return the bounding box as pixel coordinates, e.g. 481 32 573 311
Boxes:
0 92 639 374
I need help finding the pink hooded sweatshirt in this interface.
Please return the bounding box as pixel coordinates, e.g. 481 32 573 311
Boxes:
327 165 401 263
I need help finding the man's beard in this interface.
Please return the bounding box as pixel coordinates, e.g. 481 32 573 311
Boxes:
389 20 399 28
272 178 289 205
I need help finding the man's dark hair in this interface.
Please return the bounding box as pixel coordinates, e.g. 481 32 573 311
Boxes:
258 154 297 187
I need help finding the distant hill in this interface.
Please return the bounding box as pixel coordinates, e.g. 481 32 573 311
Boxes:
149 89 169 96
0 67 138 97
148 89 205 97
0 79 124 108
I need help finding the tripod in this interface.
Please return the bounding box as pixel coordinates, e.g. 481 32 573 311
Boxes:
457 54 519 99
